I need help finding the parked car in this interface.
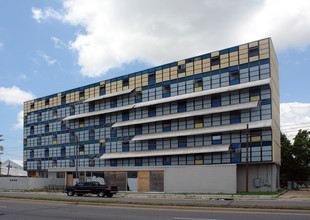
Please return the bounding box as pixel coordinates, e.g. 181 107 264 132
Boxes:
65 181 118 197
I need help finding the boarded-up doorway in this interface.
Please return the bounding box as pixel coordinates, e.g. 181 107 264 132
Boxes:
150 171 164 192
138 171 149 192
105 171 127 191
66 172 73 186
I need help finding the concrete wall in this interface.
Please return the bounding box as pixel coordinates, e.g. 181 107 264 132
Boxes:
164 164 237 193
0 177 65 190
237 163 279 192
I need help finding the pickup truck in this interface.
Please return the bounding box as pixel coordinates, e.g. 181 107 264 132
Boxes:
65 181 118 197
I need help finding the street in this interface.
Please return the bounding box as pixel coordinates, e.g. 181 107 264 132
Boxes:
0 199 309 220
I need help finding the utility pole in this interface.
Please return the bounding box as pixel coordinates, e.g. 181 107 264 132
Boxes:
7 161 12 175
246 124 249 193
0 135 4 176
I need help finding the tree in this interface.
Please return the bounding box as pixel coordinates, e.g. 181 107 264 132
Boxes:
280 130 310 185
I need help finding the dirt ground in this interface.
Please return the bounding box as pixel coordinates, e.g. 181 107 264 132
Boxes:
278 190 310 201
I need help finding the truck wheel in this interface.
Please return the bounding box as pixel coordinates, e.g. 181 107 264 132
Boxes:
67 190 74 196
106 193 113 198
98 191 105 197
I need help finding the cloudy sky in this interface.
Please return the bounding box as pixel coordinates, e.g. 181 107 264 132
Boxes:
0 0 310 161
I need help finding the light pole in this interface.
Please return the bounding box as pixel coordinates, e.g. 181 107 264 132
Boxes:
0 145 3 176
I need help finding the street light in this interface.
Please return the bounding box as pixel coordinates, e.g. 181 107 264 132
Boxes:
0 146 3 176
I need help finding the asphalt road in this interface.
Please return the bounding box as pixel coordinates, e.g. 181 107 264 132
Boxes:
0 199 309 220
0 192 309 208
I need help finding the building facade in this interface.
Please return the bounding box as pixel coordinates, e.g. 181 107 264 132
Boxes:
23 38 280 193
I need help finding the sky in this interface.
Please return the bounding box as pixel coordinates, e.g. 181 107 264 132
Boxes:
0 0 310 162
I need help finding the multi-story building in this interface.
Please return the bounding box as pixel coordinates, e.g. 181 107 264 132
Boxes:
23 38 280 193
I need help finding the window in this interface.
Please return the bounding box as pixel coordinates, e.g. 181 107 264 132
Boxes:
37 136 41 145
122 111 129 121
212 134 222 145
24 139 27 147
52 134 57 144
45 148 49 157
194 78 203 91
100 85 105 95
61 121 66 130
211 56 220 66
30 126 34 135
230 111 241 124
211 95 221 107
79 119 85 128
148 140 156 150
79 145 85 155
99 143 105 153
163 85 170 98
178 137 187 148
37 112 42 121
195 116 203 128
178 101 186 112
122 141 129 152
61 147 66 156
70 105 75 115
110 159 117 167
70 132 75 142
99 115 105 125
148 106 156 117
110 98 117 108
163 156 171 165
249 46 259 57
135 125 142 135
69 159 75 167
52 160 57 168
79 90 85 98
111 128 117 137
53 110 57 118
89 102 95 112
30 103 34 109
89 129 95 140
123 78 129 87
148 72 155 84
24 115 27 124
135 91 142 103
30 150 34 158
230 70 240 85
250 88 260 101
37 161 42 169
89 158 95 167
195 154 204 165
177 64 185 74
163 121 171 132
45 98 50 106
61 94 66 104
135 158 142 166
251 130 261 142
45 124 49 133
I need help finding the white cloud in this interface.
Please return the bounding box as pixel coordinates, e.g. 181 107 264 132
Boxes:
280 102 310 141
14 111 24 129
33 0 310 77
0 86 35 105
17 74 27 80
0 42 3 47
51 37 67 48
31 7 63 23
37 51 57 65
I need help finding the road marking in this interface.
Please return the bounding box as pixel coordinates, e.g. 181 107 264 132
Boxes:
0 206 7 208
174 217 221 220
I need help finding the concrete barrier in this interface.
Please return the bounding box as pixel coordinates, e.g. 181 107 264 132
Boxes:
0 177 65 190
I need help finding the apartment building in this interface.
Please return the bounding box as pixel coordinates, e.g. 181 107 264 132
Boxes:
23 38 280 193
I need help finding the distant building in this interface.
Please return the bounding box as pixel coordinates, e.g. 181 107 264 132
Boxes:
23 38 280 193
1 159 27 176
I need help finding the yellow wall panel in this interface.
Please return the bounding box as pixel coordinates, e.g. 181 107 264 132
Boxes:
211 51 219 57
249 56 258 62
122 86 129 90
239 59 248 64
171 66 177 72
211 65 219 71
239 53 248 59
170 73 177 80
260 48 269 55
186 71 193 76
221 63 229 68
259 39 269 45
230 51 238 57
178 60 185 65
142 81 148 86
239 44 248 50
230 61 239 66
260 54 270 59
220 54 228 59
202 58 210 64
203 66 210 72
194 60 201 66
100 81 105 85
249 41 258 48
194 69 202 74
260 44 269 50
178 72 185 78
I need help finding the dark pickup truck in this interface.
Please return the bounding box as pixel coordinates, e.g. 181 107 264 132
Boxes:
65 181 118 197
